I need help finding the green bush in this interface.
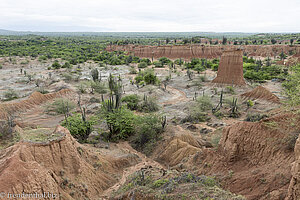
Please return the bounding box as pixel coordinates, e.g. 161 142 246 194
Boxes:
213 110 224 119
138 96 159 113
135 69 158 85
140 58 151 65
283 64 300 106
0 64 3 69
61 114 96 142
247 100 254 107
196 96 213 111
122 94 140 110
211 64 218 71
174 58 184 66
129 66 137 74
132 114 165 153
45 98 75 115
138 62 148 68
62 73 73 81
143 69 158 84
62 61 72 68
100 107 136 141
52 61 61 69
194 64 205 73
38 55 47 62
153 61 164 68
182 102 211 123
158 57 171 66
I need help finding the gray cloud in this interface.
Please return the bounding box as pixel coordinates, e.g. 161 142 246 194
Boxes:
0 0 299 32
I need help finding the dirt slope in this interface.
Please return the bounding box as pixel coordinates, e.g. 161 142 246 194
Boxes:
0 89 72 119
287 134 300 200
0 126 139 200
153 113 300 199
241 86 281 103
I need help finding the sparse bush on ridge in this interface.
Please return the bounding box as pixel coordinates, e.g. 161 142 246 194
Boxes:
3 89 18 101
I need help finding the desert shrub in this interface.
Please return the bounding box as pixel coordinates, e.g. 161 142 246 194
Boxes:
174 58 184 66
283 64 300 106
211 129 222 148
213 110 224 119
196 96 213 111
194 64 205 73
62 73 73 81
211 64 218 71
182 104 210 123
3 89 18 101
90 81 107 95
138 62 148 68
153 61 164 68
77 82 87 93
0 120 14 139
38 55 47 62
36 87 49 94
143 69 158 84
129 66 137 74
45 98 75 116
225 86 235 94
122 94 140 110
138 96 159 113
61 114 96 142
158 57 171 66
91 68 99 81
132 114 165 153
135 69 158 85
245 113 268 122
199 75 207 82
62 61 72 68
52 60 61 69
247 99 254 108
140 58 151 65
100 107 136 141
0 64 2 69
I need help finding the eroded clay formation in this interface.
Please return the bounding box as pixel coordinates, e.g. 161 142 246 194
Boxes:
0 89 72 119
212 50 246 85
106 44 300 60
241 86 281 103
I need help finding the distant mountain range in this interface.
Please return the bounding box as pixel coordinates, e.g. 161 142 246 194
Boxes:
0 29 297 39
0 29 260 38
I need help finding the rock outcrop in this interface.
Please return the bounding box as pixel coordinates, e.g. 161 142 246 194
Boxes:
212 50 246 85
106 44 300 60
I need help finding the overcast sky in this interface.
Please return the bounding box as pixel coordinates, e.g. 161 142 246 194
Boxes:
0 0 299 32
